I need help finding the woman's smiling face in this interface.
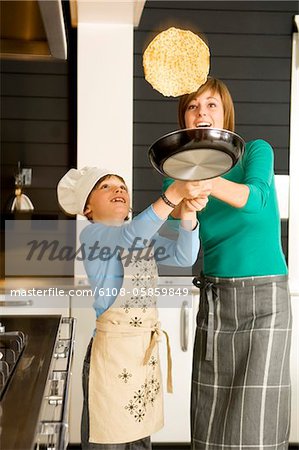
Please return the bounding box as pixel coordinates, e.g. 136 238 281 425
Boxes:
184 89 225 130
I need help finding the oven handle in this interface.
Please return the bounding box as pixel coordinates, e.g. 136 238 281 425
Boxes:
58 317 76 449
0 300 33 307
180 300 189 352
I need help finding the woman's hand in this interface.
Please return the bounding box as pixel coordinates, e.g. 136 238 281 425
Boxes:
166 179 213 205
164 179 212 219
182 196 209 212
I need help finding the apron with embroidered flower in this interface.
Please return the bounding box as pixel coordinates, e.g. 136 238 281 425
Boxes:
88 247 172 444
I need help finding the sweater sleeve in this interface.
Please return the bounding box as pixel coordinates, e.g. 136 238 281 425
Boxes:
240 139 274 214
154 223 200 267
80 205 166 252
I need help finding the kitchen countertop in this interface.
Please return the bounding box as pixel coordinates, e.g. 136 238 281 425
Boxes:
0 276 298 296
0 315 61 450
0 277 89 296
0 276 199 294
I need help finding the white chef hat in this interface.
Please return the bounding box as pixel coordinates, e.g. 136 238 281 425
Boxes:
57 167 112 215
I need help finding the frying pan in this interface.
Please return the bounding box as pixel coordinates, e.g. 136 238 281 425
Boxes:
148 127 245 181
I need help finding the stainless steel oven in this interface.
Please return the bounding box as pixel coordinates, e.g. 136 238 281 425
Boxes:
0 315 75 450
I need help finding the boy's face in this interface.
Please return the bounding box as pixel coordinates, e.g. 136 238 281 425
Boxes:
85 176 130 223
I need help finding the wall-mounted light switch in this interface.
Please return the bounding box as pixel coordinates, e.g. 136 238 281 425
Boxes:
21 168 32 186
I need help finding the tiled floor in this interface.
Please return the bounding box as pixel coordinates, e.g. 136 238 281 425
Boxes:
153 446 189 450
67 446 190 449
152 447 299 450
68 445 299 450
67 446 190 450
152 446 189 450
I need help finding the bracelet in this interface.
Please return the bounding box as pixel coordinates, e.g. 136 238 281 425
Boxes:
161 192 177 209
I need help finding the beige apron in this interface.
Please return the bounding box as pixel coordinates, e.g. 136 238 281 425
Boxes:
88 248 172 444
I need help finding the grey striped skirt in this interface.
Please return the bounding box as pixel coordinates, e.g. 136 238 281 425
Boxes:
191 275 292 450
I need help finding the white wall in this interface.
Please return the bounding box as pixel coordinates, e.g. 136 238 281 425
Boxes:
288 20 299 444
288 20 299 293
75 2 139 278
77 23 133 190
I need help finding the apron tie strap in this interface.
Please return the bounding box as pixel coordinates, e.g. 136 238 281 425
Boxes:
162 329 173 394
143 322 173 393
193 276 218 361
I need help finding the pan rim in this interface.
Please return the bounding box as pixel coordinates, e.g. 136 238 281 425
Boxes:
148 127 245 180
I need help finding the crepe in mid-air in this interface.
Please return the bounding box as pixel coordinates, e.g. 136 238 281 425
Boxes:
143 27 210 97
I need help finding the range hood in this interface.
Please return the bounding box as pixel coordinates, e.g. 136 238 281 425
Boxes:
0 0 67 59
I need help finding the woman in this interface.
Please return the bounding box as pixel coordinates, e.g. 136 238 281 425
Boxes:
57 166 210 449
163 77 292 450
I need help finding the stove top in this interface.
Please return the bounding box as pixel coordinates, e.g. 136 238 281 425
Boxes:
0 323 27 398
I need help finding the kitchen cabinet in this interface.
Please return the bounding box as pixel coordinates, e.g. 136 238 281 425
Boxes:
68 278 197 444
152 281 197 443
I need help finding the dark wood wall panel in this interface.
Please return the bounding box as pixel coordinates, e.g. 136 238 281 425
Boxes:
1 97 68 120
134 78 291 102
1 58 72 218
0 2 77 277
134 145 153 168
135 54 291 79
133 1 298 215
2 119 68 143
0 59 68 74
227 80 291 103
146 1 298 12
133 190 160 213
135 32 291 57
135 168 165 191
210 57 291 80
138 8 295 34
2 143 70 166
1 73 68 97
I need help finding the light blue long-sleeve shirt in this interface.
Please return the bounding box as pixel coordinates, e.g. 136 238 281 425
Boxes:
80 205 199 317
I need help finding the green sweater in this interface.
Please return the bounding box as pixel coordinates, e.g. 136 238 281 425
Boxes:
163 139 288 277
